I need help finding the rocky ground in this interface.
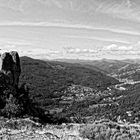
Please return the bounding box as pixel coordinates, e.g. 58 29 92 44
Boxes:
0 118 86 140
0 118 140 140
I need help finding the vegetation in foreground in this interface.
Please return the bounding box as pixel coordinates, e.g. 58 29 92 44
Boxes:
0 118 140 140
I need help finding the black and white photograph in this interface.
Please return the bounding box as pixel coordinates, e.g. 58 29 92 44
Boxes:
0 0 140 139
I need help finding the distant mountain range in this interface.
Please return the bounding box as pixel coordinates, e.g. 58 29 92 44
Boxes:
55 58 140 73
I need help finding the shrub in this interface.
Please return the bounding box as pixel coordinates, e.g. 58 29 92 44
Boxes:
1 94 24 118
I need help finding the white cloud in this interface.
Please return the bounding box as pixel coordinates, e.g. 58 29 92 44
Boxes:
103 44 133 51
22 48 60 55
96 0 140 22
0 22 140 37
1 44 16 49
67 35 130 44
118 46 132 51
64 47 97 55
101 43 140 58
0 38 32 46
103 44 118 50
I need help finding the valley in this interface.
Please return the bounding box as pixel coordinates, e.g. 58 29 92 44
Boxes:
0 54 140 139
19 57 140 125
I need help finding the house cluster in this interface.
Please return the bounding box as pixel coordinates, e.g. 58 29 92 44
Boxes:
61 84 99 101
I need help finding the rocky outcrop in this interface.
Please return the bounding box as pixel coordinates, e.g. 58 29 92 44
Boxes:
0 51 24 116
0 51 21 88
0 51 46 119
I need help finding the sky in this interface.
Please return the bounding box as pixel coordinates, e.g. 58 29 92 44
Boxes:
0 0 140 60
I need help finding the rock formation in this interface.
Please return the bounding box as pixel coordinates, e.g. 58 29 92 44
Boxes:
0 51 21 88
0 51 23 116
0 51 48 119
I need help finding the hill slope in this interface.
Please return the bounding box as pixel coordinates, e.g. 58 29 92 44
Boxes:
56 59 133 74
19 57 119 108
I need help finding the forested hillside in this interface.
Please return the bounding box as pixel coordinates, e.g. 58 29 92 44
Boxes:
20 57 118 98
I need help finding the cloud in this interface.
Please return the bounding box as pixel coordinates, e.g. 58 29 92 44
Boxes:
0 38 32 46
19 48 61 60
103 44 133 51
63 43 140 59
118 46 133 51
0 22 140 36
21 48 60 55
101 43 140 58
0 44 16 49
64 47 98 54
66 35 131 44
0 39 61 59
103 44 117 50
96 0 140 22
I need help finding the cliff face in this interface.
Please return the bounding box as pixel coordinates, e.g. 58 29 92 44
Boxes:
0 51 21 88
